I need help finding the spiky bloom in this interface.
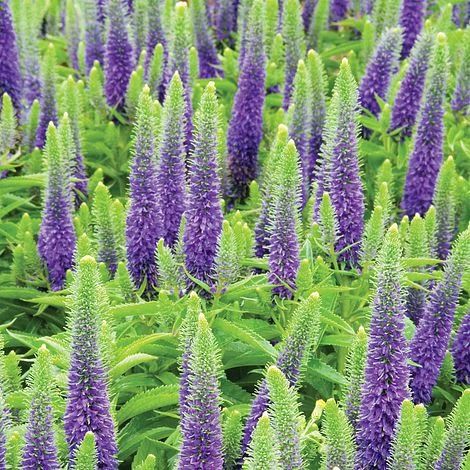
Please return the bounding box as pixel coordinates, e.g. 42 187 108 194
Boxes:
433 156 457 260
126 86 161 290
64 256 118 469
156 72 186 248
35 44 58 149
226 0 266 201
435 389 470 470
241 293 321 454
318 191 338 253
132 0 149 60
166 2 192 148
322 399 356 469
65 0 81 70
330 0 349 22
268 140 302 298
390 31 433 137
401 33 449 217
21 346 60 470
266 366 303 469
83 0 105 72
190 0 219 78
222 410 243 469
146 0 166 72
355 225 409 470
104 0 134 108
0 0 22 111
0 93 16 155
307 0 329 49
216 0 236 43
361 206 385 265
317 58 364 265
288 60 312 203
359 28 402 118
178 313 223 469
93 182 119 274
409 228 470 404
371 0 402 39
243 412 279 470
452 312 470 384
0 390 6 470
451 30 470 114
263 0 279 58
282 0 304 109
183 82 223 283
60 76 88 203
343 326 368 430
74 432 98 470
404 213 429 324
387 400 418 470
422 417 445 469
254 125 289 258
214 221 241 290
306 49 326 181
399 0 425 58
302 0 315 31
38 124 76 290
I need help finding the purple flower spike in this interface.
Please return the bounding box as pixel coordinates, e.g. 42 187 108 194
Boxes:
451 29 469 115
302 0 316 31
226 0 266 201
104 0 135 109
216 0 236 43
355 225 409 470
190 0 220 78
183 82 223 284
401 33 449 217
359 27 402 118
35 44 58 149
126 86 161 291
64 256 118 469
390 31 434 137
156 72 187 248
330 0 349 23
409 228 470 404
146 0 167 73
399 0 426 58
0 0 22 111
38 123 76 291
452 312 470 384
84 0 105 72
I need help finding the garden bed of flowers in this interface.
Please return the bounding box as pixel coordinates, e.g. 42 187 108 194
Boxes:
0 0 469 468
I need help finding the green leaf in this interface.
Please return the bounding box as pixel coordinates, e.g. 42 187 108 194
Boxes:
306 358 347 386
109 354 158 379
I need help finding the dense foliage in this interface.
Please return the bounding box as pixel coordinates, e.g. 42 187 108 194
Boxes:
0 0 469 468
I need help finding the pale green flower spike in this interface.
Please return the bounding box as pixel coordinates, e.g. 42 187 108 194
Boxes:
223 409 243 470
75 202 91 237
432 156 457 259
321 398 356 470
374 182 392 222
126 66 145 120
406 213 429 258
58 113 76 194
296 259 314 295
266 365 303 469
23 231 42 281
116 261 135 303
308 0 329 49
435 389 470 469
0 93 17 156
75 233 95 261
264 0 279 57
189 46 199 89
11 245 26 285
372 0 402 38
88 63 106 113
243 412 280 470
361 206 385 264
387 399 418 470
135 454 157 470
424 206 437 258
318 192 338 252
270 33 285 68
398 215 409 248
133 0 149 58
93 182 119 274
59 75 83 149
148 44 165 99
343 325 368 429
413 404 428 468
6 431 22 470
215 220 241 289
156 238 185 295
74 431 98 470
26 99 41 151
422 416 445 470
